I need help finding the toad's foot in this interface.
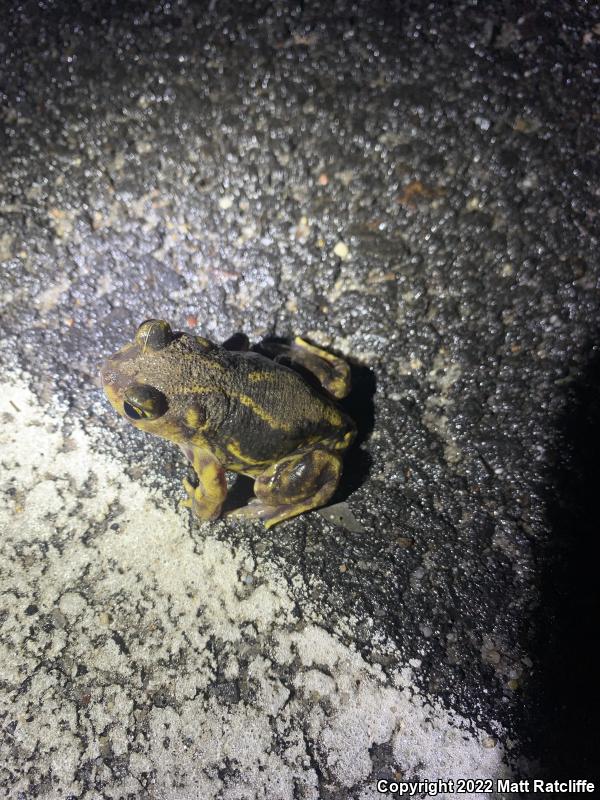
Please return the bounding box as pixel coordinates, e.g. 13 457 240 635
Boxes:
226 498 329 529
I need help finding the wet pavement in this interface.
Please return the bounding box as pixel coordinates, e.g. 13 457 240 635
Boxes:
1 1 599 797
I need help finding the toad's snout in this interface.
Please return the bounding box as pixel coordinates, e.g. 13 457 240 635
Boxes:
99 362 113 387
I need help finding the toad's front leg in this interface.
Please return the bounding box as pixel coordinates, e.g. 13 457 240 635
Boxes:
179 446 227 521
229 446 343 529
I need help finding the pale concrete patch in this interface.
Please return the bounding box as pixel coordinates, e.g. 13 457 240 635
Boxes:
0 377 510 798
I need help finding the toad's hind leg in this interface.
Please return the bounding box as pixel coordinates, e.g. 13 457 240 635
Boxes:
229 447 342 529
289 337 351 399
260 337 351 399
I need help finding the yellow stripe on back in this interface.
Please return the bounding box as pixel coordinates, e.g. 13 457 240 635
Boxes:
236 393 294 432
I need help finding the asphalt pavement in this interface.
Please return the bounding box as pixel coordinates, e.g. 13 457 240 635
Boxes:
1 2 599 798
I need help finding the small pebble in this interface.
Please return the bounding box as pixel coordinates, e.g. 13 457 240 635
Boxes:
51 608 67 628
333 241 349 259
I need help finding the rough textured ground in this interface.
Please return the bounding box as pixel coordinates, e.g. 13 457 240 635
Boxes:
1 1 598 798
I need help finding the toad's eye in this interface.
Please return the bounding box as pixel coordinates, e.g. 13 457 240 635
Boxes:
123 401 145 420
123 384 168 420
135 319 174 351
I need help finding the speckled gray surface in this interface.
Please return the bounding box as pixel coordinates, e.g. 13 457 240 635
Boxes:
1 1 599 797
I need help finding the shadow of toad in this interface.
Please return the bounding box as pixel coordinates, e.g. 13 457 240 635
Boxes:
526 349 600 781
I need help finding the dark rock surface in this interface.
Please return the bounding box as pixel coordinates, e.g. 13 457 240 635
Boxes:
1 1 598 796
